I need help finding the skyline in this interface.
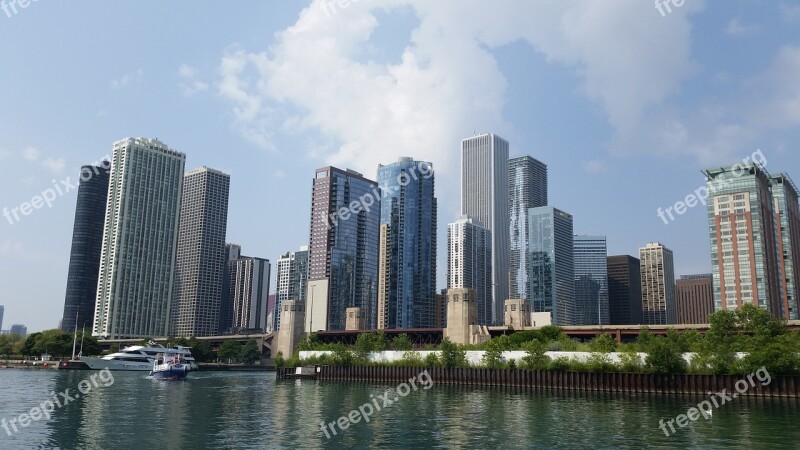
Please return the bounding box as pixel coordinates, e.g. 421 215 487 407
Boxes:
1 1 799 331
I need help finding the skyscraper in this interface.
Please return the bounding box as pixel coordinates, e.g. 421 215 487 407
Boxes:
219 243 242 334
173 167 230 337
93 137 186 339
509 156 548 301
770 174 800 320
607 255 643 325
376 157 437 329
447 216 493 325
60 163 110 333
705 164 783 317
462 133 509 324
229 256 271 332
573 235 609 325
529 206 575 325
639 242 676 325
306 167 380 332
0 305 4 334
274 246 308 331
676 274 714 324
10 324 26 337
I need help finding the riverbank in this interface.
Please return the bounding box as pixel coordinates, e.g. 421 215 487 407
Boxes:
1 361 58 369
197 363 273 371
277 365 800 398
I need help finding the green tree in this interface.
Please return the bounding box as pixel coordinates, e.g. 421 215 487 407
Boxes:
635 327 655 352
538 326 564 342
218 341 242 363
239 340 262 365
0 335 12 357
588 333 617 353
299 332 321 351
482 338 505 369
439 338 468 368
187 339 213 363
521 340 549 370
21 332 41 357
391 333 413 351
645 338 686 374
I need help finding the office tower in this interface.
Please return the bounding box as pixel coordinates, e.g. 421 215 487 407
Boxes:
607 255 643 325
447 216 493 325
274 246 309 331
376 157 437 329
229 256 271 332
705 164 783 317
0 305 3 333
573 235 609 325
529 206 575 325
219 243 242 334
10 324 27 337
306 167 380 332
173 167 230 337
640 242 677 325
462 133 509 324
676 274 715 324
93 138 186 339
509 156 548 301
771 174 800 320
60 163 110 333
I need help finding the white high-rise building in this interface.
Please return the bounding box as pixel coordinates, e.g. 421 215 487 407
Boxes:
93 137 186 339
640 242 677 325
274 246 308 331
461 133 509 324
447 216 493 325
173 167 230 337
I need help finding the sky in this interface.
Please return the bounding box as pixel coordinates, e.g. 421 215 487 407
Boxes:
0 0 798 333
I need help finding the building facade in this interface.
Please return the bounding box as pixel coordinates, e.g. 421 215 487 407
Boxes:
173 167 230 337
607 255 643 325
771 174 800 320
229 256 271 332
462 134 509 324
447 216 493 325
306 167 380 331
508 156 548 301
93 138 186 339
219 243 242 334
0 305 3 334
573 235 609 325
274 246 309 331
10 324 26 337
676 274 715 324
529 206 575 325
376 158 437 329
639 242 677 325
61 163 110 333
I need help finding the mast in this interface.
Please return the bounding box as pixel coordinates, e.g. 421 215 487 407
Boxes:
71 312 79 360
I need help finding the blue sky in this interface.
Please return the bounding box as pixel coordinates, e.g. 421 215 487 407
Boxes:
0 1 798 332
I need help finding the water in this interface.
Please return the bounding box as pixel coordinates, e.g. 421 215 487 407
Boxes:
0 369 798 449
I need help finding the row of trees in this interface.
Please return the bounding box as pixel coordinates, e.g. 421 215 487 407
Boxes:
293 305 800 376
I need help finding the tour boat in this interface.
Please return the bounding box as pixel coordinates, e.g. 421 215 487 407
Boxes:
149 350 190 380
81 344 198 372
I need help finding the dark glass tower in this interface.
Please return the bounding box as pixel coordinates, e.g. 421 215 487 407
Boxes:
61 163 110 333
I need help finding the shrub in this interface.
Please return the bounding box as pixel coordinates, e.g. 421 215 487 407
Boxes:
439 338 468 368
588 334 616 353
274 352 285 368
618 348 644 372
400 351 424 367
521 340 549 370
585 353 618 372
645 338 686 374
391 334 413 351
549 356 571 372
424 353 440 368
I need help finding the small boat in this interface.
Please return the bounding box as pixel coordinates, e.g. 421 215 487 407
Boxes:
149 350 190 380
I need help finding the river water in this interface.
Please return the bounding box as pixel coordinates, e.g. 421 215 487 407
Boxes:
0 369 797 449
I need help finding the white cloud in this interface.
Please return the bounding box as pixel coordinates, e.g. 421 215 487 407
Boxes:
41 157 66 175
274 169 286 178
22 147 39 161
178 64 210 96
780 2 800 23
0 148 10 160
582 159 609 174
111 69 144 89
725 18 760 36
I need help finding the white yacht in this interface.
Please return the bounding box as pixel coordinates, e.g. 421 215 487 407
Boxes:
81 345 198 371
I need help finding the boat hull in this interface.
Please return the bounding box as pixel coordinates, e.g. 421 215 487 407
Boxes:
149 364 189 380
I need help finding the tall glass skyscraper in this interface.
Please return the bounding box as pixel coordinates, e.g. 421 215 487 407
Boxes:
509 156 548 300
573 235 609 325
229 256 271 331
771 174 800 320
307 167 380 331
274 246 308 331
640 242 677 325
528 206 575 325
462 134 509 324
607 255 643 325
93 138 186 339
61 162 110 333
173 167 230 337
376 158 437 329
447 216 493 325
219 243 241 334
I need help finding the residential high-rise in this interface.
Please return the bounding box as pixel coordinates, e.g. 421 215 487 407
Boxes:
639 242 676 325
306 167 380 332
93 138 186 339
376 158 437 329
219 243 241 334
60 163 110 333
676 274 715 324
229 256 271 332
173 167 230 337
573 235 609 325
607 255 643 325
274 246 309 331
529 206 575 325
771 174 800 320
447 216 492 325
462 133 509 324
705 164 783 317
509 156 548 301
